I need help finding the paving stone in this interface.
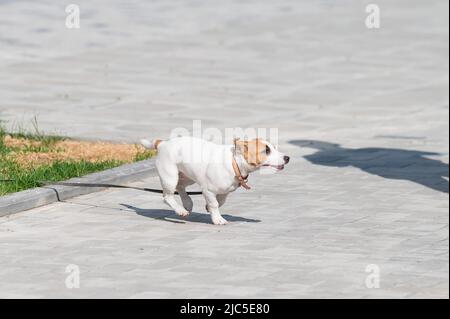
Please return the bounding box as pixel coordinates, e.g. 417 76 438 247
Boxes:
0 0 448 298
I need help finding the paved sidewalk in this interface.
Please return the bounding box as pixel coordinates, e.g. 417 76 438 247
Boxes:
0 0 448 298
0 143 448 298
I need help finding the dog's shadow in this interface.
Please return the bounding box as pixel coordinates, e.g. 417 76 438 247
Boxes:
120 204 261 225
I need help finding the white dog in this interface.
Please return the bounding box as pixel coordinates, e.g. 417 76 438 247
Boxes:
141 136 289 225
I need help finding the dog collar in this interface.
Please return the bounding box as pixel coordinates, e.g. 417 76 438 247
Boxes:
232 157 251 190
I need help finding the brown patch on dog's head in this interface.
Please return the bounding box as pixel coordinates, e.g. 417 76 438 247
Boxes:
235 138 268 166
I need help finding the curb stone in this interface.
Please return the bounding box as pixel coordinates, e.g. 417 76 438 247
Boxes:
0 159 157 217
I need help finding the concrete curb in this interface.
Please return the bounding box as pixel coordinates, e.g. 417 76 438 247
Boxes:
0 159 157 217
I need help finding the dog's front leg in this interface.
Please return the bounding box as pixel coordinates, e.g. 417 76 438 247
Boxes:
203 190 228 225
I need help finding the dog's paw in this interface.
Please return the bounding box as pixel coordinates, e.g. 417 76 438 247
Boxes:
212 216 228 225
176 209 190 217
183 203 193 213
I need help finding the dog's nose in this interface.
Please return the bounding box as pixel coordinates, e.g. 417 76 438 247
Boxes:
284 156 290 164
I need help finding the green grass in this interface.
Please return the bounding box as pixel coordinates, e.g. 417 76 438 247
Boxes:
0 125 10 155
0 160 125 196
0 121 154 196
134 149 154 162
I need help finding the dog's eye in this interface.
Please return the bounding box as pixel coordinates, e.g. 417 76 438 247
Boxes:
265 145 271 155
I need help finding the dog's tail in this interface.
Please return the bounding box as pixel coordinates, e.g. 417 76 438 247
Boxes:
140 138 163 150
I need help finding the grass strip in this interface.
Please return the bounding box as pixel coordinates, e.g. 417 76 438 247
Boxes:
1 122 153 196
0 159 126 196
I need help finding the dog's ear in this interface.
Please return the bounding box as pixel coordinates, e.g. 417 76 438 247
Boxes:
234 138 248 155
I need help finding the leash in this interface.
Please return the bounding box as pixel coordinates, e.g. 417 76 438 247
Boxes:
0 179 203 195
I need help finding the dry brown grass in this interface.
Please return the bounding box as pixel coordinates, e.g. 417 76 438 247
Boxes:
3 135 152 168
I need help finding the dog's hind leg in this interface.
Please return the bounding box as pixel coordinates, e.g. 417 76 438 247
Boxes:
177 173 195 213
178 187 193 213
158 164 190 217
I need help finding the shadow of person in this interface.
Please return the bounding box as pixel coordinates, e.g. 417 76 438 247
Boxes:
120 204 261 225
289 140 449 194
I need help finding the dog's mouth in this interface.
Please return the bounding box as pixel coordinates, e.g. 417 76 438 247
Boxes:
263 164 285 170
